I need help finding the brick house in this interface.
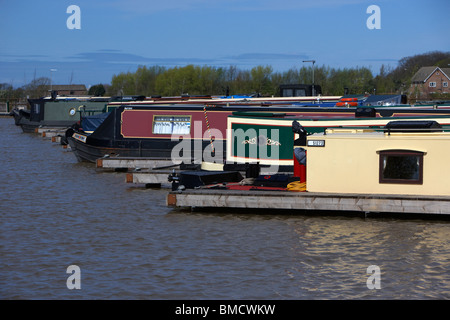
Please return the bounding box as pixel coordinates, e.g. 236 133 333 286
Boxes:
409 66 450 101
51 84 87 96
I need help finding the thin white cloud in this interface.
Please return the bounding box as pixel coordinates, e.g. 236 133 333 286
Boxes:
230 53 309 60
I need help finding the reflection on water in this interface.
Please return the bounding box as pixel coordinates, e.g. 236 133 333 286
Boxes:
1 118 450 300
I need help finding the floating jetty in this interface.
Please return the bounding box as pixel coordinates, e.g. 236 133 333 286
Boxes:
95 157 200 187
36 127 67 139
126 170 175 187
96 157 179 171
166 189 450 216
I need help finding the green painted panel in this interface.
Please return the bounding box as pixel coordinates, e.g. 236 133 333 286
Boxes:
44 101 107 121
230 123 294 161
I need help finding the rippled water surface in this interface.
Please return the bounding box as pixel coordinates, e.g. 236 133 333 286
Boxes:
2 117 450 300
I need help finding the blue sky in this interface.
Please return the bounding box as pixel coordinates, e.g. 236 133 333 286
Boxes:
1 0 449 88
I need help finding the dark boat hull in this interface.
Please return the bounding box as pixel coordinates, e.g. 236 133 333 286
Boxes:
11 108 28 126
19 119 75 133
67 130 222 163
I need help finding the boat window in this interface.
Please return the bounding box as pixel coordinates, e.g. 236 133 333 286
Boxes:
379 150 423 184
153 115 191 135
294 89 306 96
281 88 306 97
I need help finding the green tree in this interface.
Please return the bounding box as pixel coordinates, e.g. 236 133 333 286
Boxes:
109 72 136 95
250 65 273 95
88 84 106 96
373 64 395 94
155 66 191 96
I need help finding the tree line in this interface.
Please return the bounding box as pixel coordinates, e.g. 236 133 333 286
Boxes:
106 64 378 97
1 51 448 100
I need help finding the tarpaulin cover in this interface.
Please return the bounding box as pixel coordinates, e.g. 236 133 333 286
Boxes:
81 112 110 132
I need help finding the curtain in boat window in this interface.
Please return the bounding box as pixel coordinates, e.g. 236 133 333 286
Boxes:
153 116 191 134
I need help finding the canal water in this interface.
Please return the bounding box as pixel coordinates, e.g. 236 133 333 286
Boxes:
2 117 450 300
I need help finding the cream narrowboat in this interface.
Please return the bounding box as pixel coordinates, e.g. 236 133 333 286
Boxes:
303 121 450 196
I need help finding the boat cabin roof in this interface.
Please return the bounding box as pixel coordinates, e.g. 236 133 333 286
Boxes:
311 128 450 140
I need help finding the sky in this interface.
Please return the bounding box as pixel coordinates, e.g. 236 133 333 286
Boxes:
0 0 449 88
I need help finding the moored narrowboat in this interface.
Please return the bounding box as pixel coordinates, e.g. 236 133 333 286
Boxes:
304 121 450 196
227 112 450 167
14 96 111 133
67 100 450 164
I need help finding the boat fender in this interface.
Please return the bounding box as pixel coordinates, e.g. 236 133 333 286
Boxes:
168 170 180 191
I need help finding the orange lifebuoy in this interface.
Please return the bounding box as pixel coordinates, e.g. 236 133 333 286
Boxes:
336 101 358 107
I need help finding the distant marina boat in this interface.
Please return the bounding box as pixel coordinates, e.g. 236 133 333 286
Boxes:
11 96 111 133
11 87 343 133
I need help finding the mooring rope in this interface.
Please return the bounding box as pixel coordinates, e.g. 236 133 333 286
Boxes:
286 181 307 192
203 105 215 153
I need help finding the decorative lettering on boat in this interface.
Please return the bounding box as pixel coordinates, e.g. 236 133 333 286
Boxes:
242 136 281 146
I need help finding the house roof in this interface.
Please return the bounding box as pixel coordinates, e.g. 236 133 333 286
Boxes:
442 68 450 80
411 67 450 83
52 84 87 91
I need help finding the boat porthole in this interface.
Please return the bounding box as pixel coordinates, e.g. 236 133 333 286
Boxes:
69 108 76 116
